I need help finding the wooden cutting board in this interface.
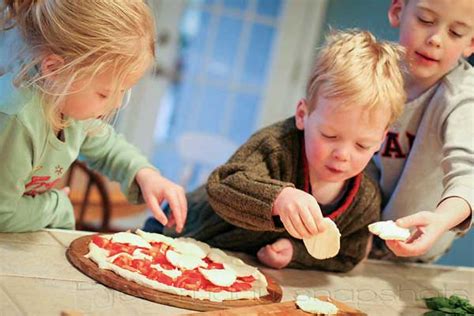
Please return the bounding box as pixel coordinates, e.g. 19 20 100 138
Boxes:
66 235 282 312
189 297 367 315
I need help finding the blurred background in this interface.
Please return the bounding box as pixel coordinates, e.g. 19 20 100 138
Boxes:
1 0 472 267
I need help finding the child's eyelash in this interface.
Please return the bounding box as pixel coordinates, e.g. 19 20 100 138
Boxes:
321 133 336 139
450 30 462 38
417 17 433 24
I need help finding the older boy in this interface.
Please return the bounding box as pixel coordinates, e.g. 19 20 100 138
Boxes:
145 30 406 272
369 0 474 262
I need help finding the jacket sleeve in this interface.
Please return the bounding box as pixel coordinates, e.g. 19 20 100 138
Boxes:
287 176 381 272
0 115 74 232
206 134 295 232
79 122 156 204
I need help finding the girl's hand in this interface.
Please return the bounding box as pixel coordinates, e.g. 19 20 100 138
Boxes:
385 211 446 257
257 238 293 269
272 187 325 239
135 168 187 233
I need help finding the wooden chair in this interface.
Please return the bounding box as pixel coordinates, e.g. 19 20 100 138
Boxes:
66 161 113 232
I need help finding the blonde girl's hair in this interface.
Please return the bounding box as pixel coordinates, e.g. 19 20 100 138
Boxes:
0 0 156 131
306 29 406 126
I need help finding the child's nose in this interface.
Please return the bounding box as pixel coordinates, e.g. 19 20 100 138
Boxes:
427 31 442 48
332 147 349 162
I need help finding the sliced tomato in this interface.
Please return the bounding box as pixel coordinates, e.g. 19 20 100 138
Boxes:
206 262 224 269
174 270 205 291
144 243 173 266
91 235 108 248
105 242 137 256
237 275 256 283
202 279 224 293
112 255 137 272
229 282 252 292
159 263 175 270
147 269 174 286
131 259 152 275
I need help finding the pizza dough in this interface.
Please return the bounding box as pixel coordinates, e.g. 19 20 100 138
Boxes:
84 231 269 302
303 218 341 259
296 295 338 314
368 220 410 241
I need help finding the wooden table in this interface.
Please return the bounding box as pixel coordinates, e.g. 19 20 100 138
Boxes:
1 229 472 315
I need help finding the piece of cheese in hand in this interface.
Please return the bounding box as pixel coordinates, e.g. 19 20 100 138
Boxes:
368 220 410 241
303 218 341 259
199 267 237 287
296 295 338 314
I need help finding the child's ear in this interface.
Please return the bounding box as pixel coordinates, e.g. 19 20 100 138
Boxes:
388 0 404 28
295 98 308 130
40 54 64 76
462 37 474 58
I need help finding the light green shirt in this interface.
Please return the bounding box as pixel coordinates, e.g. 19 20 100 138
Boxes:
0 92 155 232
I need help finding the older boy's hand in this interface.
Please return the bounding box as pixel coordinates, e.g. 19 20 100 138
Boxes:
257 238 293 269
135 168 187 233
385 211 445 257
272 187 324 239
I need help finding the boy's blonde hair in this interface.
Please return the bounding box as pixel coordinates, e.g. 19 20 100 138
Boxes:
306 29 406 125
1 0 156 131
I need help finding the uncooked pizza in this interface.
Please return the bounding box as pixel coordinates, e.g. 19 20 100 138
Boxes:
84 230 270 302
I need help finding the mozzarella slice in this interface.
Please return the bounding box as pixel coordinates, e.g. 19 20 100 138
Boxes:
132 249 153 261
207 248 231 264
111 232 152 249
303 218 341 259
135 229 175 245
150 264 182 279
296 295 338 314
223 262 258 278
172 238 210 258
166 250 207 270
368 220 410 241
199 267 236 287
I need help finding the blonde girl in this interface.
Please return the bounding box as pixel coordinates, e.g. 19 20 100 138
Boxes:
0 0 187 232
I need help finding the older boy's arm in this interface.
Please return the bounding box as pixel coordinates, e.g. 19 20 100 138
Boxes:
439 99 474 231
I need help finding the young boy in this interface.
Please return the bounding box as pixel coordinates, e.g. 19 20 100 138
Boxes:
144 30 406 272
369 0 474 262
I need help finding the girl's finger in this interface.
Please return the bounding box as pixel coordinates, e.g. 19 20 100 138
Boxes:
146 195 168 225
178 188 188 226
165 191 184 232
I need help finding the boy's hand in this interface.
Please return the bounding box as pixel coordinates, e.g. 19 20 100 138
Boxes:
385 211 445 257
272 187 324 239
135 168 187 233
257 238 293 269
